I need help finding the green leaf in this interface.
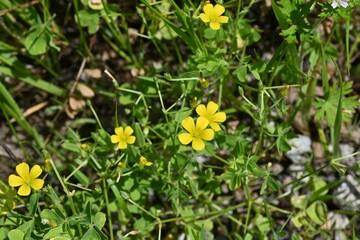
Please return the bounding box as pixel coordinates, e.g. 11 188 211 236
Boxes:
306 201 327 225
94 212 106 229
314 82 358 127
40 209 65 226
81 227 101 240
43 226 69 239
291 195 308 210
234 65 247 83
78 10 100 34
8 230 24 240
24 26 49 55
28 193 40 217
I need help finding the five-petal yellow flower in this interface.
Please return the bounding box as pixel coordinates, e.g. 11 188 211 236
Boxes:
178 117 214 151
8 162 44 196
111 126 136 149
196 101 226 131
200 3 229 30
139 156 153 167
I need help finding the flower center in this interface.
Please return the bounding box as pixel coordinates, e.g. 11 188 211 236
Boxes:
210 16 216 23
120 135 127 142
192 130 201 139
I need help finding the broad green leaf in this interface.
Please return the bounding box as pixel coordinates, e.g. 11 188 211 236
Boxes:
306 201 327 225
94 212 106 229
291 195 308 210
24 27 49 55
81 227 101 240
41 209 65 226
8 230 24 240
78 10 100 34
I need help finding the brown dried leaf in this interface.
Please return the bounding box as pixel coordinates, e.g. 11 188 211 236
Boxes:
69 96 86 111
77 83 95 98
84 68 102 78
65 104 77 119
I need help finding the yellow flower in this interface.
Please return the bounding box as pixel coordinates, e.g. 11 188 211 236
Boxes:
111 126 136 149
8 162 44 196
199 3 229 30
178 117 214 151
200 78 209 88
196 101 226 131
139 156 153 167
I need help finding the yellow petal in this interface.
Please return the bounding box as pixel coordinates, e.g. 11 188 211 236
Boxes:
30 179 44 190
200 13 210 23
114 127 124 136
192 138 205 151
16 162 29 179
196 117 209 131
145 161 153 166
209 122 221 131
124 126 134 136
213 4 225 16
209 22 220 30
203 3 214 15
181 117 195 133
127 135 136 144
218 16 229 23
196 104 207 117
110 135 120 143
212 112 226 122
207 101 219 115
118 141 127 149
8 175 24 187
178 133 193 145
18 185 31 196
29 165 42 179
200 129 215 140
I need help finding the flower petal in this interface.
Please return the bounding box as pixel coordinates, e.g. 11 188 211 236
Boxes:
181 117 195 133
114 127 124 136
18 185 31 196
124 126 134 136
196 117 210 131
111 135 120 143
200 129 214 140
192 138 205 151
340 1 348 7
196 104 207 117
213 4 225 16
30 179 44 190
207 101 219 115
9 175 24 187
178 133 193 145
209 122 221 131
217 16 229 23
118 141 128 149
16 162 29 179
200 13 210 23
127 135 136 144
29 165 42 179
331 1 338 8
210 22 220 30
212 112 226 122
203 3 214 15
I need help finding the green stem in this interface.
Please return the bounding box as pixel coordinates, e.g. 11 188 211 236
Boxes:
103 179 114 240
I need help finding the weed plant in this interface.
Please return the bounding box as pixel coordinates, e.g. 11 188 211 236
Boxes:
0 0 360 239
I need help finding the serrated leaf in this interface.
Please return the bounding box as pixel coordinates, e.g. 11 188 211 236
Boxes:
314 82 358 127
